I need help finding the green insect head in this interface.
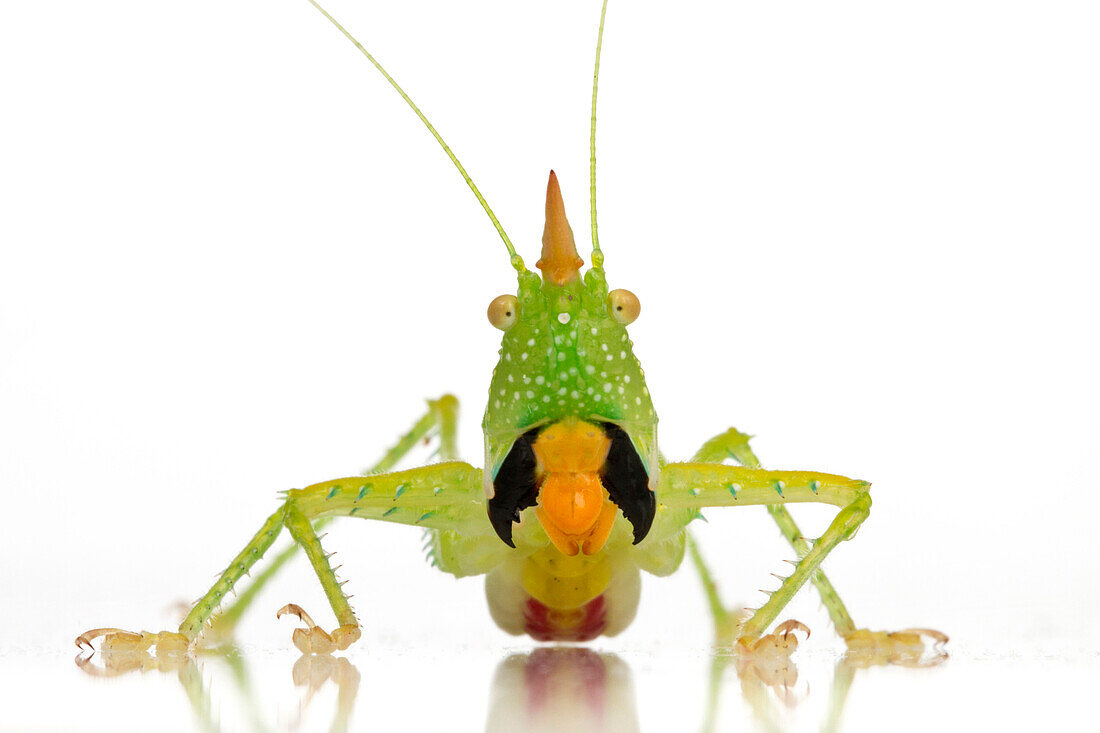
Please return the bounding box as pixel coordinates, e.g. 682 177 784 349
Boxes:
482 171 657 554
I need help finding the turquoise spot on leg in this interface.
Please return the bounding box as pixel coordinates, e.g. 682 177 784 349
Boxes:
394 484 408 499
810 480 820 495
357 484 370 501
775 481 785 498
350 507 360 515
728 483 739 498
327 485 340 499
417 511 435 524
383 507 397 517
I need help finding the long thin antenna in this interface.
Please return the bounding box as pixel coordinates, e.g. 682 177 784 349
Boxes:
306 0 525 272
589 0 610 269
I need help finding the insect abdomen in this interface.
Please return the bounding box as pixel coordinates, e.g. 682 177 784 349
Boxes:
484 549 640 641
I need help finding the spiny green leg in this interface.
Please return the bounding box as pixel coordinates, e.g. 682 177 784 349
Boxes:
690 429 950 656
271 460 484 653
692 429 855 637
211 395 460 635
77 503 287 652
178 506 288 640
689 533 801 733
660 462 870 646
278 501 361 653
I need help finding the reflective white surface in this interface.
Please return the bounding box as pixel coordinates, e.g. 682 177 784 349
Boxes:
2 0 1098 731
3 633 1098 732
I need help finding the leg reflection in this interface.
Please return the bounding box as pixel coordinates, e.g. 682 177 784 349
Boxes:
74 643 362 733
289 653 360 733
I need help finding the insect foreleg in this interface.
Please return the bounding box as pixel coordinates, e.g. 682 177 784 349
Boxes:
660 463 870 644
210 395 461 634
271 462 484 652
691 428 856 636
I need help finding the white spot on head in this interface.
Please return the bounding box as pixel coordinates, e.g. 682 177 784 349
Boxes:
594 394 602 402
527 338 535 347
623 375 631 383
542 395 550 403
535 375 545 385
557 313 571 324
585 365 595 375
586 387 594 395
601 344 608 352
635 397 642 405
557 353 566 361
603 383 612 393
526 390 535 399
507 374 513 383
590 327 598 335
618 386 625 394
521 352 529 361
620 351 627 359
571 391 580 399
494 400 501 408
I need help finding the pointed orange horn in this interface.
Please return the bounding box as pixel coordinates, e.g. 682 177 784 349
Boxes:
536 171 584 286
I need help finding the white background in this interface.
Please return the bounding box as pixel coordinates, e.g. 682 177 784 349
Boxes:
2 1 1098 731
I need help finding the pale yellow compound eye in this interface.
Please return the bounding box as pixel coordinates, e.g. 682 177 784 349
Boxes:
487 294 519 331
607 289 640 325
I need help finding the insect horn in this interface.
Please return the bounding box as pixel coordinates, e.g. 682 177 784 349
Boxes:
536 171 584 286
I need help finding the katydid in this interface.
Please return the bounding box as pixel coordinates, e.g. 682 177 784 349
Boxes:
77 0 945 658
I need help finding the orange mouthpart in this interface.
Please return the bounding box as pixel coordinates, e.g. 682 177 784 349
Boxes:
532 419 616 556
536 170 584 286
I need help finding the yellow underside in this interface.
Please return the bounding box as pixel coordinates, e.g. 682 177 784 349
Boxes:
522 544 611 609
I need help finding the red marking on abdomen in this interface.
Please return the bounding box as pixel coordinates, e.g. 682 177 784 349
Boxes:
523 594 607 642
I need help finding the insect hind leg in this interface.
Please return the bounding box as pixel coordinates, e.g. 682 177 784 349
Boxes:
209 395 462 636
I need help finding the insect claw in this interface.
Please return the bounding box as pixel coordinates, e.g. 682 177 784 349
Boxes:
276 603 317 628
775 619 811 641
